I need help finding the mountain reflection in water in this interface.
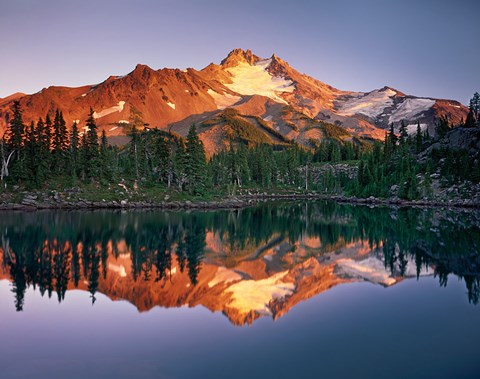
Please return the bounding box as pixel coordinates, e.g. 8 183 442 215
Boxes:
1 201 479 325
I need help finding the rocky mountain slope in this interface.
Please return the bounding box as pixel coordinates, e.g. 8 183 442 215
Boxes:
0 49 468 154
0 233 427 326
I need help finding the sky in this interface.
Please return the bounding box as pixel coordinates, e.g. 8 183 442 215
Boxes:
0 0 478 104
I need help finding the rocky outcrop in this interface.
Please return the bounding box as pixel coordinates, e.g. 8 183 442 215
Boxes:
421 127 480 158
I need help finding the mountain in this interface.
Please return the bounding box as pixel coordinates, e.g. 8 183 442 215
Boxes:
0 232 428 326
0 49 468 154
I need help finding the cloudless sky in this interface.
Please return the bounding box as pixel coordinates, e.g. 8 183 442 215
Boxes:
0 0 478 104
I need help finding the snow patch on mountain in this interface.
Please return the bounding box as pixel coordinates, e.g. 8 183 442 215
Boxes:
93 101 126 119
337 257 397 286
208 267 243 288
108 263 127 277
167 102 176 110
207 89 241 109
389 98 435 124
406 123 428 135
225 271 295 316
337 88 396 118
224 59 295 104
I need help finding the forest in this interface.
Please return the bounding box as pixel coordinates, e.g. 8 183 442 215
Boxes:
1 93 479 201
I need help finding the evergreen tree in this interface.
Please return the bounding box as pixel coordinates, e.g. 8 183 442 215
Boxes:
52 109 68 172
174 141 187 191
465 109 475 128
156 136 172 186
84 108 99 178
389 123 398 150
69 122 80 178
435 116 450 138
399 120 408 145
24 121 38 184
44 113 52 152
5 101 25 160
128 125 140 180
470 92 479 126
415 122 423 153
35 117 49 183
99 130 110 181
185 124 208 195
79 133 89 180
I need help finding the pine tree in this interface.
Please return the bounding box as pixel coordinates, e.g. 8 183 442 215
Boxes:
4 100 26 181
24 121 38 184
173 141 188 191
156 136 172 186
389 123 398 150
435 116 450 138
35 117 49 184
399 120 408 145
470 92 480 126
99 130 110 181
465 109 475 128
69 122 80 178
52 109 66 172
85 108 99 178
5 101 24 160
128 125 140 180
79 133 89 180
44 113 52 152
415 122 423 153
185 124 208 195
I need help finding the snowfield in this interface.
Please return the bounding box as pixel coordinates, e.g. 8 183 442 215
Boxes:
389 98 435 124
406 123 428 135
337 256 430 286
108 263 127 277
207 89 241 109
208 266 243 288
337 88 396 118
337 257 397 286
224 271 295 316
223 59 295 104
93 101 126 119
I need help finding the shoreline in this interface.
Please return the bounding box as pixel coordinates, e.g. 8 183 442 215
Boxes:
1 193 479 211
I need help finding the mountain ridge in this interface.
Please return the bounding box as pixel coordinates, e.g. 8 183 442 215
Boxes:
0 49 468 154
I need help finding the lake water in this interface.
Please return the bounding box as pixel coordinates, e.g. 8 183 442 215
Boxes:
0 201 479 379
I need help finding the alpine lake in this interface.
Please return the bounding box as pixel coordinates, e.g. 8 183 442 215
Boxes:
1 201 479 379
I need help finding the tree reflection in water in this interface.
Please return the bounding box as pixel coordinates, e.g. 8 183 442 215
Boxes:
1 202 479 320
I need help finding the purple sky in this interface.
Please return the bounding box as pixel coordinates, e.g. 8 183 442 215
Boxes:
0 0 478 104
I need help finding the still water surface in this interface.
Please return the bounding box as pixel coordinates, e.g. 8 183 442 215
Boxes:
0 201 479 378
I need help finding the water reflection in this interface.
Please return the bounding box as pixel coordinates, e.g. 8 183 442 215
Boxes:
1 202 479 325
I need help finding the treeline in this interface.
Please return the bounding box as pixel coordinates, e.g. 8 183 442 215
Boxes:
1 96 479 199
0 100 337 193
1 101 211 195
2 102 111 186
349 116 480 199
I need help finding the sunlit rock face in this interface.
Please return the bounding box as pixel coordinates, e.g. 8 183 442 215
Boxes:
1 202 479 325
0 49 468 154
